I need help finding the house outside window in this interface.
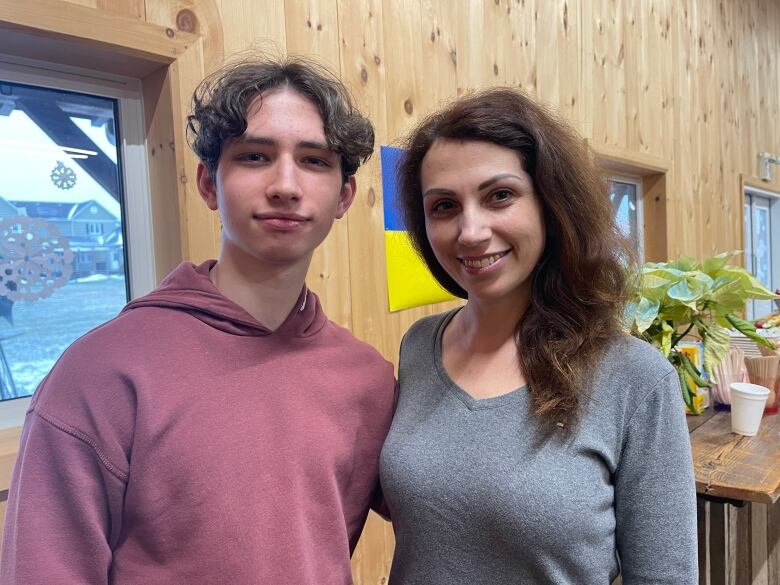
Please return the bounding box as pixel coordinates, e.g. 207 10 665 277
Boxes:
0 55 155 426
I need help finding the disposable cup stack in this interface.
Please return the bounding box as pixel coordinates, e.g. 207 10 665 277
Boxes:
744 355 779 414
711 347 747 406
758 343 780 357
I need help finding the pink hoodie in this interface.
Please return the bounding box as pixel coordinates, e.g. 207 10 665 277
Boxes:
1 261 395 584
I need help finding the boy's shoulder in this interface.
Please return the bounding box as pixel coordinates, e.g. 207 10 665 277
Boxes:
55 302 183 365
31 306 167 393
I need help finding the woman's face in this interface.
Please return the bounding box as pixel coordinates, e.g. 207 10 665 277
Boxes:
420 139 546 306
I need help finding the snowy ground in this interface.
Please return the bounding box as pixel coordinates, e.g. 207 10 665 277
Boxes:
0 277 127 399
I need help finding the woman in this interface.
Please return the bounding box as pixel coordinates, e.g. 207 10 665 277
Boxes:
379 88 697 584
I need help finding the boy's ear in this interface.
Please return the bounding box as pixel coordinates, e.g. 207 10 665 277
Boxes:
197 162 218 210
335 176 357 219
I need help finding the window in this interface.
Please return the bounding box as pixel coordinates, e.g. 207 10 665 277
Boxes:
608 175 643 260
0 54 156 427
87 222 104 235
744 186 780 319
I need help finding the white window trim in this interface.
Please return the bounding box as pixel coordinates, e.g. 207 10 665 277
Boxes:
608 173 645 262
0 54 155 429
0 53 156 298
744 185 780 320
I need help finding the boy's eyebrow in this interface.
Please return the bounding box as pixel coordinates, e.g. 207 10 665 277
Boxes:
237 135 332 152
238 135 275 146
298 140 332 152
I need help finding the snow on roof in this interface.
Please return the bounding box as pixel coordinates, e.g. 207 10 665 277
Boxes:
0 110 121 219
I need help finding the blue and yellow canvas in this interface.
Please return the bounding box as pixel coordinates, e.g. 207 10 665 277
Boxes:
380 146 457 312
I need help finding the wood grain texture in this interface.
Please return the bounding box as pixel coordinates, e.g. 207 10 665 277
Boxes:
710 502 728 585
98 0 145 19
733 504 751 584
0 0 196 63
751 503 769 585
697 498 709 582
690 411 780 504
63 0 146 19
768 498 780 585
214 0 286 55
0 428 21 493
504 0 537 94
0 501 4 556
142 64 184 282
2 1 780 583
535 0 580 122
145 0 225 72
165 40 216 263
283 0 353 328
337 0 391 356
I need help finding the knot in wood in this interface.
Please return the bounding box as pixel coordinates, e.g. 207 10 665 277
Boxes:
176 9 198 34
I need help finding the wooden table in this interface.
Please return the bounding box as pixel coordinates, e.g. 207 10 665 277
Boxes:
688 406 780 504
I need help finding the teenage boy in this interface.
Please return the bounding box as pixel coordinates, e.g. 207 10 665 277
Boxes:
1 57 395 584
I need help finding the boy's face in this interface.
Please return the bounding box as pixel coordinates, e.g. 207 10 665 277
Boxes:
197 87 355 274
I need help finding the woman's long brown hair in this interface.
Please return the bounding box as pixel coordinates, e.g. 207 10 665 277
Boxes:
398 87 634 427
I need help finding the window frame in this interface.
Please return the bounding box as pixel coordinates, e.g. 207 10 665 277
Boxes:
607 173 645 262
744 184 780 320
0 53 156 298
588 141 670 263
0 54 156 429
0 0 199 483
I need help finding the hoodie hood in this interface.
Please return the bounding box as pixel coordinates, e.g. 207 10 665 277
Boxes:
122 260 327 337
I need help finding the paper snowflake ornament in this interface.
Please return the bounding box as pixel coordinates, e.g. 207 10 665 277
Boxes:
0 217 73 301
50 161 77 190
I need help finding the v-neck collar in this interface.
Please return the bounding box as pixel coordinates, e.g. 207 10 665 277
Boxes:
433 309 528 411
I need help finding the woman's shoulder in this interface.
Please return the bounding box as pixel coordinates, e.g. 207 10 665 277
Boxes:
402 309 457 345
586 334 679 414
583 335 685 447
598 333 676 386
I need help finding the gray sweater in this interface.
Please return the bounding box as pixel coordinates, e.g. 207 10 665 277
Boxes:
380 310 698 584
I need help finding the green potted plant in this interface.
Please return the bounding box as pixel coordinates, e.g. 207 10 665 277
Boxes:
627 251 779 414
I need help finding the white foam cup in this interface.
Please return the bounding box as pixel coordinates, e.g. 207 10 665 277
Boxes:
729 382 770 436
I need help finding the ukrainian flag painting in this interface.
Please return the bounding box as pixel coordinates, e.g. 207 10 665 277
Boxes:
380 146 457 312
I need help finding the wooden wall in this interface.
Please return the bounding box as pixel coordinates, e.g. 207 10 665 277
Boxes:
1 0 779 583
123 0 780 354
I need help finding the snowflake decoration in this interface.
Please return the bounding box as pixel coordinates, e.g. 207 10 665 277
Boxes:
50 161 77 190
0 217 73 302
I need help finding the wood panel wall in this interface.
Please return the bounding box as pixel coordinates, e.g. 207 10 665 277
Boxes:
2 0 779 583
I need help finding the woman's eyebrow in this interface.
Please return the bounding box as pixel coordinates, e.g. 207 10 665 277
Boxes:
423 187 456 198
478 173 524 190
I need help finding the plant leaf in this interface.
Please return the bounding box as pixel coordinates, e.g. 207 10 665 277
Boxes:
675 362 701 414
725 312 776 349
667 278 706 309
679 351 712 388
634 297 661 333
719 267 779 300
660 320 673 357
669 256 700 271
702 251 737 275
703 323 730 374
